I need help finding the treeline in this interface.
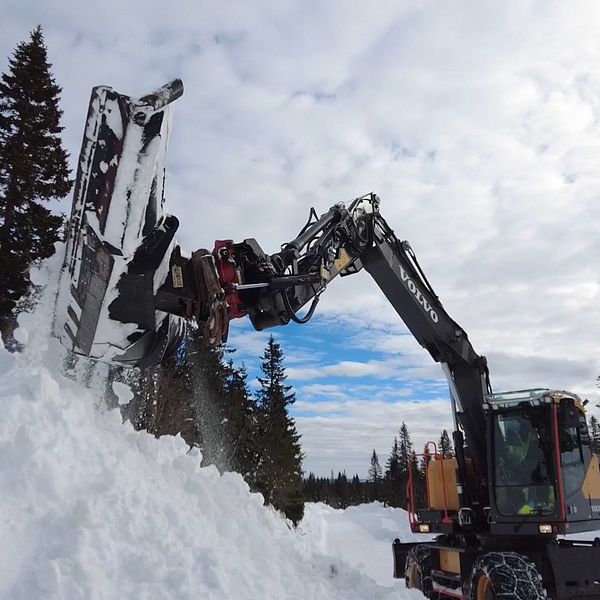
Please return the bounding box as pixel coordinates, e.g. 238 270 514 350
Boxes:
304 425 454 509
307 416 600 511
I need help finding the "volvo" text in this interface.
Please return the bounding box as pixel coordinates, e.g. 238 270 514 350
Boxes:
399 265 439 323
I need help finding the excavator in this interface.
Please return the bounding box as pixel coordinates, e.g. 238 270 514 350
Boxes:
54 80 600 599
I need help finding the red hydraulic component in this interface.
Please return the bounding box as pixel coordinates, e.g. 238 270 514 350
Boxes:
213 240 247 319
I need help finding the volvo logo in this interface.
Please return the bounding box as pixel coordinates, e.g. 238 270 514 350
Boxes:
399 265 439 323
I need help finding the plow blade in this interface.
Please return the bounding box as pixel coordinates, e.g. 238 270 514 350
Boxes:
54 80 188 367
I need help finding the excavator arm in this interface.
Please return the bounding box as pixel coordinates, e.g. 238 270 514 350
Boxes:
185 193 491 483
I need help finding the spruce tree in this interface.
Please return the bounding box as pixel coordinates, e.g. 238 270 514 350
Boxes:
439 429 454 456
125 332 201 446
384 437 402 507
419 444 432 479
223 362 259 481
255 335 305 525
369 449 383 483
123 328 229 460
350 474 365 505
303 472 318 502
0 26 72 344
368 449 383 501
385 437 400 480
398 421 414 481
302 472 370 508
188 333 231 470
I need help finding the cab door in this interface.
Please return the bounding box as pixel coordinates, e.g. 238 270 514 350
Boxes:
558 402 600 525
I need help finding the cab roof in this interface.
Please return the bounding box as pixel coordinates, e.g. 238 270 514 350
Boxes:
484 388 583 410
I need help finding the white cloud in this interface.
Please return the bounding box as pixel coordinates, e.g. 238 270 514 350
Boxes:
299 384 347 398
296 398 454 476
287 359 395 381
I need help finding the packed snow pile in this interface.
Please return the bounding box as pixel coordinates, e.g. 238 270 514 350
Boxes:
302 502 429 588
0 252 422 600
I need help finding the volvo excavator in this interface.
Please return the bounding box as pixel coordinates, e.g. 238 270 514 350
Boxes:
54 80 600 599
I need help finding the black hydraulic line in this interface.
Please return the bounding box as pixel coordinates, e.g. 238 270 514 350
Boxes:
275 206 341 269
296 207 320 238
282 289 320 324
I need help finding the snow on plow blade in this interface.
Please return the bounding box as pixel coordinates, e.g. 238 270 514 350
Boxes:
54 80 189 368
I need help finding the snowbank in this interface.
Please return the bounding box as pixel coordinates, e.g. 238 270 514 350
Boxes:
0 253 421 599
302 502 430 588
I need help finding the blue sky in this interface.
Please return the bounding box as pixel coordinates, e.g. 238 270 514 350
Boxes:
228 316 454 476
2 0 600 476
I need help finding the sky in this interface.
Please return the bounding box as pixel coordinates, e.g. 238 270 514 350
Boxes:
2 0 600 477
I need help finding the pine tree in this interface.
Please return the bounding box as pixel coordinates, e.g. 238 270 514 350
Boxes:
123 328 229 460
255 335 305 525
369 449 383 483
223 362 259 481
0 27 72 344
398 421 414 481
384 437 402 507
188 333 231 470
439 429 454 456
368 449 383 501
385 437 400 480
126 333 201 447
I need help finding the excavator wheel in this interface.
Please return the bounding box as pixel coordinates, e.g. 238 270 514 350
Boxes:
405 545 436 598
468 552 546 600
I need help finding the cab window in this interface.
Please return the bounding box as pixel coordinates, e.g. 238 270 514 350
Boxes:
494 411 556 516
560 425 586 499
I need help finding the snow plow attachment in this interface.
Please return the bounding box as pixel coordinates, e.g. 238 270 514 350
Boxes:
54 80 228 368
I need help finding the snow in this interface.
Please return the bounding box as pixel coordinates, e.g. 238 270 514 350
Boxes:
301 502 431 588
112 380 133 406
0 254 421 599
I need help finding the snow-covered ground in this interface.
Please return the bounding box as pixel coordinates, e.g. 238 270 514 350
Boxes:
0 252 424 599
302 502 428 588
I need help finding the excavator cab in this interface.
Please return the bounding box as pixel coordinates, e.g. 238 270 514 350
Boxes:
407 389 600 537
493 405 557 518
486 389 600 534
